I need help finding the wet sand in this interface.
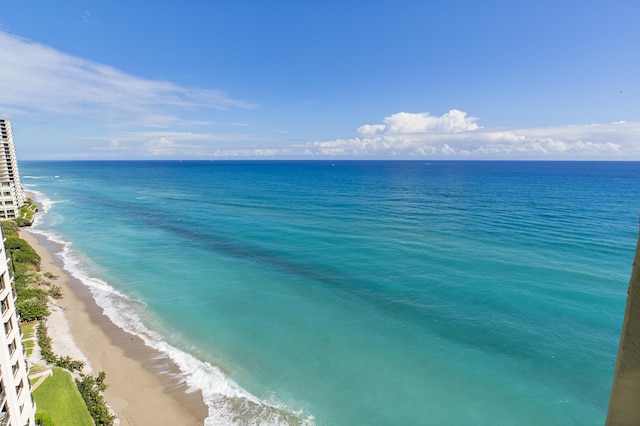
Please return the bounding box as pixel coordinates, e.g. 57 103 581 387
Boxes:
20 229 208 425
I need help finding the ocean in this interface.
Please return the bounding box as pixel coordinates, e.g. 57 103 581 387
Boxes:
20 160 640 425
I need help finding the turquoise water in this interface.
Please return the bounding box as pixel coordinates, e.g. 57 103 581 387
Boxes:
21 161 639 425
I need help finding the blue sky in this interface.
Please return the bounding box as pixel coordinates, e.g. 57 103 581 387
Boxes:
1 1 639 160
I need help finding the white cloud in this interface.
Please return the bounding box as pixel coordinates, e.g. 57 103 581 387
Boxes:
121 131 243 142
357 124 386 135
0 30 256 124
144 137 207 156
86 130 261 157
358 110 479 135
211 148 284 157
201 111 640 160
2 28 637 161
91 140 131 151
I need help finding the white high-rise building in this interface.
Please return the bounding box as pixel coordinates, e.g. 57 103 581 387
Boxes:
0 226 36 425
0 120 25 220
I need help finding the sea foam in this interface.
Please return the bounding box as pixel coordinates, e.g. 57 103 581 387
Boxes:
28 190 313 426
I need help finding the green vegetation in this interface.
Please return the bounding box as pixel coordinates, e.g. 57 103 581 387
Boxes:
15 290 49 322
22 321 37 358
37 320 85 371
16 198 38 227
2 211 114 425
28 364 47 375
3 234 41 269
76 372 116 426
49 284 62 299
21 321 37 339
1 220 48 321
1 219 19 236
22 338 35 356
37 320 56 364
32 368 94 426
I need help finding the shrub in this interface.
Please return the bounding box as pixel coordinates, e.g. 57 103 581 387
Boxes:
37 321 57 364
12 267 39 288
75 372 115 426
15 282 49 321
16 217 30 227
15 200 37 227
56 355 85 372
37 322 85 371
49 285 63 299
17 286 48 301
15 298 49 322
0 220 19 237
4 235 41 269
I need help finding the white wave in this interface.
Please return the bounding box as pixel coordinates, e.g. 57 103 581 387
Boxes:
22 175 52 179
23 190 68 227
27 198 313 425
59 246 314 425
24 189 52 212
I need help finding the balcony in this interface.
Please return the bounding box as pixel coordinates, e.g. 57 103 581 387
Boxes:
3 320 12 338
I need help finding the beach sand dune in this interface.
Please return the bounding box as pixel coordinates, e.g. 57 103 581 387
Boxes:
21 229 208 426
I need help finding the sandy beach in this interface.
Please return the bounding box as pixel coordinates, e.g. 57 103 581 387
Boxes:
20 229 208 425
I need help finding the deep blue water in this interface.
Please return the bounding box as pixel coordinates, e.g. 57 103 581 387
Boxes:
20 161 640 425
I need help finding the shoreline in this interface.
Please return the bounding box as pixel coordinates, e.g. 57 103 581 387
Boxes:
20 228 208 425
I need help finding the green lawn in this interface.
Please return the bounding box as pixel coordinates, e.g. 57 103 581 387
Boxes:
21 322 37 356
22 321 37 339
23 339 35 356
32 368 93 426
29 364 47 375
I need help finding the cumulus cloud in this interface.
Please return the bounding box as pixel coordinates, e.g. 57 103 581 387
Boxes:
203 111 640 160
3 28 637 161
0 30 256 123
357 124 386 135
356 110 479 136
